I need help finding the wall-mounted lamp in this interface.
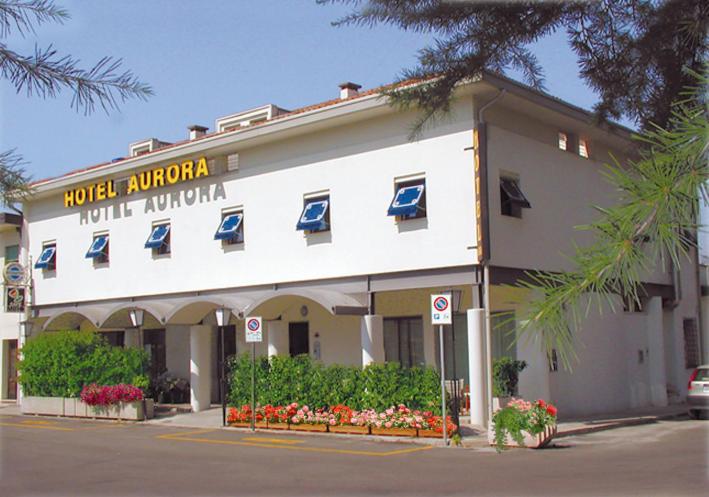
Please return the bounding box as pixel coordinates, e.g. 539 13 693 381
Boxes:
129 308 144 328
215 307 230 327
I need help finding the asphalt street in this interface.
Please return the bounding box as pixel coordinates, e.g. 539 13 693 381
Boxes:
1 413 707 497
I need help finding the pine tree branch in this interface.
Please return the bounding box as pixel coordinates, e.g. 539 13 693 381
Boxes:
0 0 68 38
0 149 32 207
0 42 153 114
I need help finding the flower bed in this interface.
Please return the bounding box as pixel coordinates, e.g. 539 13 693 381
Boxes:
490 398 558 451
226 403 456 438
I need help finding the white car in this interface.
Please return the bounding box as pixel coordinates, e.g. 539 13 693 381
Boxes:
688 364 709 419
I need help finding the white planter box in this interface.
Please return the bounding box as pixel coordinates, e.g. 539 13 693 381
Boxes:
21 396 147 421
21 396 65 416
488 424 557 449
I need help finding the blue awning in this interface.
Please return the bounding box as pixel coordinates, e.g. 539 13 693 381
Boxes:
296 199 329 231
145 225 170 249
34 246 56 269
214 213 243 241
85 235 109 259
388 184 424 216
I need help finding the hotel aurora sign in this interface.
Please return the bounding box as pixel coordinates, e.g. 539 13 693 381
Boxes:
63 156 210 208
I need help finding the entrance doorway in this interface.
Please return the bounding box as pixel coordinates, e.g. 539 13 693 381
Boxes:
6 339 17 400
216 325 237 403
289 322 309 357
143 329 167 383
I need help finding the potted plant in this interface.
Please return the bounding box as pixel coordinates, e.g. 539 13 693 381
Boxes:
490 398 558 451
492 357 527 410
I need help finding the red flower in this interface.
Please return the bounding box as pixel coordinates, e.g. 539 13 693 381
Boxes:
546 404 557 417
536 399 546 409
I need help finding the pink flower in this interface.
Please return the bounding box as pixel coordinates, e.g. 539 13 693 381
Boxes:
384 421 393 428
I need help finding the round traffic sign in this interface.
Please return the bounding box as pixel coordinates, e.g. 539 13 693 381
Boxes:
3 262 27 285
433 296 449 312
247 318 260 331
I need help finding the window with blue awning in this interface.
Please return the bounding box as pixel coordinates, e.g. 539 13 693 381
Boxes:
35 245 56 269
145 224 170 249
215 213 243 242
86 234 109 259
388 181 425 218
296 197 330 232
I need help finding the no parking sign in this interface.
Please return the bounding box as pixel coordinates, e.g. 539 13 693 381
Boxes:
431 294 452 325
245 316 262 343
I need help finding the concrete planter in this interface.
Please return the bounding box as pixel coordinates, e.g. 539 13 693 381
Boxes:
488 424 557 449
21 396 66 416
21 396 149 421
492 396 512 412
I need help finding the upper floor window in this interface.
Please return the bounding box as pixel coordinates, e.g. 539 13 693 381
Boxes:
388 177 426 220
4 244 19 262
215 210 244 245
145 223 170 255
558 132 569 151
297 194 330 233
86 233 109 265
578 138 589 159
500 176 531 218
35 243 56 271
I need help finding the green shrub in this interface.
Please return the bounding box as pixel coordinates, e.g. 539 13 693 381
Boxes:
492 357 527 397
227 353 441 411
18 330 149 398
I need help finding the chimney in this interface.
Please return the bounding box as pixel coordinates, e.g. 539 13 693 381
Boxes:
338 82 362 100
188 124 208 140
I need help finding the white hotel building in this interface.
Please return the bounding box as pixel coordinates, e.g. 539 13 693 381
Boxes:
4 73 706 422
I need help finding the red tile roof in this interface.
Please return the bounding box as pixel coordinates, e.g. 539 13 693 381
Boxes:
30 79 416 188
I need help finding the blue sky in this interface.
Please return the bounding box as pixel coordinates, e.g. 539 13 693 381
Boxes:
1 1 617 182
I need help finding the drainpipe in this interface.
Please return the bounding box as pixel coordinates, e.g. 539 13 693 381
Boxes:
475 89 506 426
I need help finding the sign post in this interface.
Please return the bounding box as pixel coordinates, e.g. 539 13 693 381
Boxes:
245 316 263 431
431 294 452 446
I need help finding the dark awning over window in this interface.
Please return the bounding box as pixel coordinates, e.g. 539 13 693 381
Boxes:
214 213 243 241
86 235 108 259
500 178 531 208
388 184 424 216
34 246 56 269
296 199 329 231
145 225 170 249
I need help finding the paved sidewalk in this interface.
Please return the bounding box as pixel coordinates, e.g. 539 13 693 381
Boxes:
554 403 688 438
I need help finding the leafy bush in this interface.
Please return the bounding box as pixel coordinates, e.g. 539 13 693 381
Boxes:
18 330 149 398
227 353 441 411
492 357 527 397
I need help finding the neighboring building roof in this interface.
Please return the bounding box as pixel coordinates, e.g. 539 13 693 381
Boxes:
29 71 636 190
0 212 22 229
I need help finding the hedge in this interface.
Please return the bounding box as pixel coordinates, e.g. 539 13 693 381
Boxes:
227 353 441 411
18 330 149 398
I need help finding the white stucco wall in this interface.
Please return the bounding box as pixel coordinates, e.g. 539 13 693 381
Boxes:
486 124 670 286
27 101 477 306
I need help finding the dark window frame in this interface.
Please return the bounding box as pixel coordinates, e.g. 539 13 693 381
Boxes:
393 178 426 220
90 234 110 265
300 194 330 234
383 316 425 368
218 210 244 246
40 243 57 271
500 177 530 218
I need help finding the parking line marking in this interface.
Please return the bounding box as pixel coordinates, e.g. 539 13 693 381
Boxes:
157 430 433 457
242 437 304 445
0 421 75 431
